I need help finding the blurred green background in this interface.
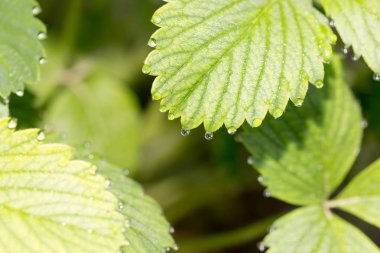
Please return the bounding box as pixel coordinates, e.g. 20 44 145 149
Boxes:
9 0 380 252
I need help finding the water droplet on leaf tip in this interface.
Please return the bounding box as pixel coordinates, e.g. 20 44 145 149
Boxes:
168 113 175 120
315 80 324 89
7 119 17 129
16 90 24 97
36 131 45 141
148 38 157 48
247 156 254 165
343 47 349 55
252 118 263 127
204 132 214 140
263 189 271 198
32 6 41 15
173 245 179 251
352 55 359 61
2 97 9 104
105 180 111 189
118 202 124 211
272 109 283 119
39 57 46 65
169 227 175 234
258 176 264 183
329 20 335 28
142 64 151 74
227 127 237 135
153 16 162 24
361 119 368 128
258 242 266 252
294 99 303 107
37 32 47 40
181 129 190 137
373 73 380 81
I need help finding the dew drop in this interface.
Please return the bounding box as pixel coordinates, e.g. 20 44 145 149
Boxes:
181 129 190 137
252 118 263 128
7 119 17 129
263 189 271 198
268 226 276 233
148 38 157 48
373 73 380 82
105 180 111 189
227 127 237 135
173 245 179 251
352 55 359 61
247 156 254 165
257 176 264 183
361 119 368 129
142 64 151 74
329 20 335 28
257 242 266 252
343 47 350 55
39 57 47 65
118 202 124 211
37 32 47 40
169 226 175 234
272 109 283 119
153 16 162 24
315 80 324 89
16 90 24 97
2 97 9 104
294 99 303 107
32 6 41 15
204 132 214 141
36 131 45 141
168 113 175 120
164 247 170 252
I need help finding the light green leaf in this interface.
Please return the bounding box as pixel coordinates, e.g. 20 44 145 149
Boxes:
240 58 362 205
43 72 141 169
264 206 379 253
144 0 336 133
0 0 46 97
95 160 176 253
320 0 380 74
330 158 380 229
0 118 127 253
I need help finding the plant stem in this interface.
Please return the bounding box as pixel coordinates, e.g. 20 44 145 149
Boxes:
179 214 281 252
60 0 83 62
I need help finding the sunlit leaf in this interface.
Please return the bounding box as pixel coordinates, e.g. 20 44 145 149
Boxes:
0 0 46 97
0 118 126 253
144 0 336 132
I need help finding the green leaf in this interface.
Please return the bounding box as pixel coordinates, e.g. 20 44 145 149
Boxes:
0 0 46 97
144 0 336 133
240 58 362 205
43 72 141 169
263 206 379 253
331 158 380 229
95 160 177 253
320 0 380 74
0 118 127 253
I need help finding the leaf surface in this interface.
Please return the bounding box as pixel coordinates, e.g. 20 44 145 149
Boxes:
264 206 379 253
321 0 380 74
0 118 126 253
334 159 380 229
0 0 45 97
95 160 176 253
144 0 336 132
240 58 362 205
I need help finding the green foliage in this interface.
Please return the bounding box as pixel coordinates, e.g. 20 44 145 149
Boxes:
95 161 177 253
43 71 141 169
264 206 379 253
241 58 380 252
241 58 362 205
0 118 127 253
320 0 380 74
0 0 46 97
144 0 336 133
